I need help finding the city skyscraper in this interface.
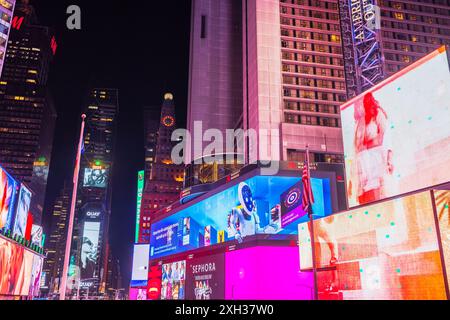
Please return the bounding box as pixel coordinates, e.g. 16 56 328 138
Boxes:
68 88 119 298
137 93 184 244
143 105 161 181
187 0 347 174
0 0 57 225
339 0 450 97
41 182 72 296
0 0 16 77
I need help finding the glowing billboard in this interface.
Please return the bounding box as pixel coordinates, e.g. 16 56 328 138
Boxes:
13 184 32 238
298 191 447 300
341 47 450 207
435 190 450 291
0 166 18 231
186 254 225 300
161 260 186 300
83 168 108 188
131 244 150 288
135 170 145 243
80 221 100 286
150 175 332 259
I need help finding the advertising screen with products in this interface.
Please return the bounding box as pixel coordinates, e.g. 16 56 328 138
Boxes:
298 191 447 300
161 260 186 300
0 237 37 297
0 165 18 232
80 221 100 286
341 47 450 208
150 175 332 259
186 254 225 300
83 168 109 188
13 184 32 238
131 244 150 288
435 190 450 289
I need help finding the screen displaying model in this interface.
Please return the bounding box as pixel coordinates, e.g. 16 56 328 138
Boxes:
80 221 100 287
150 175 332 259
13 184 32 237
341 47 450 207
298 191 447 300
161 260 186 300
0 165 18 231
83 168 109 188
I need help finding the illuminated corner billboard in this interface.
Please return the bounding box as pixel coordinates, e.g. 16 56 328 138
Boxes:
0 165 18 232
135 170 145 243
341 47 450 208
150 174 332 259
298 190 448 300
13 184 32 238
83 168 109 188
131 244 150 288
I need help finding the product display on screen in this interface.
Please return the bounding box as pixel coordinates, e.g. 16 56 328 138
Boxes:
186 254 225 300
341 47 450 207
161 260 186 300
150 175 332 259
298 191 447 300
13 184 32 238
0 166 18 232
80 222 100 285
83 168 108 188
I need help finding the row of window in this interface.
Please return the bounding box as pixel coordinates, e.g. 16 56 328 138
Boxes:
287 149 344 164
282 63 345 78
285 101 340 115
281 0 338 11
282 39 342 54
281 9 339 21
380 0 450 16
285 113 341 128
282 51 344 67
284 88 347 102
283 75 346 90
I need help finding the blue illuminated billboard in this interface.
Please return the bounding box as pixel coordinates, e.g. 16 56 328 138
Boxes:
150 175 332 259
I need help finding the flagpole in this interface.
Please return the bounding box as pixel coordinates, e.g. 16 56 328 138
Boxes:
306 145 319 301
59 114 86 301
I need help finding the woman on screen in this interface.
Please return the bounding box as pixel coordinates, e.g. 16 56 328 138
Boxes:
349 92 394 205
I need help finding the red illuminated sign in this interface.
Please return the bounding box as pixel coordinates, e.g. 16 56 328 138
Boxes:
50 36 57 56
11 16 24 30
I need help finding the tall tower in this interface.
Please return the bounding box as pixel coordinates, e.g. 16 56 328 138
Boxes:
70 88 119 298
138 93 184 244
0 0 57 225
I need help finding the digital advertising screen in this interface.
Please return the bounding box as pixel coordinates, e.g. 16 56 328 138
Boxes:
0 166 18 232
435 190 450 289
131 244 150 288
13 184 32 238
80 221 100 285
0 237 37 297
31 225 43 247
186 254 225 300
129 288 147 300
298 191 447 300
150 175 332 259
161 260 186 300
147 264 162 300
29 255 44 297
83 168 109 188
341 47 450 208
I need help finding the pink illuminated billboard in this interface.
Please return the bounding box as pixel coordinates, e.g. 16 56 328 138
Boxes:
341 47 450 207
225 246 313 300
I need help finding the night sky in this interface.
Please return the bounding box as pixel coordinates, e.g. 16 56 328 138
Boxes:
33 0 191 287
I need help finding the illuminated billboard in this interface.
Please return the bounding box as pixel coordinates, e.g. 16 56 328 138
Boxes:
131 244 150 288
129 288 147 300
0 237 37 297
147 265 162 300
13 184 32 238
342 47 450 207
135 170 144 243
31 225 43 247
150 175 332 259
435 190 450 290
298 191 447 300
161 260 186 300
29 255 44 297
0 166 18 231
80 221 100 286
186 254 225 300
83 168 108 188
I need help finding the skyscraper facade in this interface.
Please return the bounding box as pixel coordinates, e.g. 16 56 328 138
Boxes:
339 0 450 97
69 88 119 298
0 0 57 225
143 105 161 181
138 94 184 244
187 0 347 174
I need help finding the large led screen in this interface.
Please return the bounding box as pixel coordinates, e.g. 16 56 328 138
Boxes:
13 184 32 237
131 244 150 287
186 254 225 300
0 166 18 231
29 255 44 297
83 168 108 188
0 237 36 296
129 288 147 300
435 190 450 290
298 191 447 300
150 175 332 259
161 260 186 300
341 47 450 207
80 221 100 286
